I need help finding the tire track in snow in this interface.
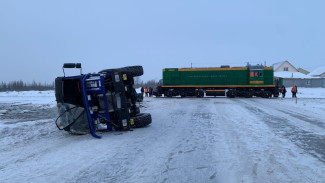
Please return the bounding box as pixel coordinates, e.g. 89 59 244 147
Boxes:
219 98 324 182
70 98 199 183
237 99 325 163
252 99 325 129
211 99 276 182
154 98 221 183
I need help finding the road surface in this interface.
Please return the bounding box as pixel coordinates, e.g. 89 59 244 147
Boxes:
1 97 324 182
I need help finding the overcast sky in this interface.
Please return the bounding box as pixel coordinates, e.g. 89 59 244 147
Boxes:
1 0 324 83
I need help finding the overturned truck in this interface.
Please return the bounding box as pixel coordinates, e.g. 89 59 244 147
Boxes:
55 63 151 138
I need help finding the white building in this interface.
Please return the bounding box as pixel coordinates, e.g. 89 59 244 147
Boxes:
272 61 298 72
309 65 325 78
273 61 324 88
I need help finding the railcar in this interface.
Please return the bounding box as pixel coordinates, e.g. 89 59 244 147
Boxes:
154 64 279 98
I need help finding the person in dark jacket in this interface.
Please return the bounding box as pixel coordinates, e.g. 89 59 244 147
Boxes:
281 85 287 98
149 87 153 97
141 86 144 96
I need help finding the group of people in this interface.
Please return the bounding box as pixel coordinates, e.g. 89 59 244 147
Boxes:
281 84 298 98
141 86 153 97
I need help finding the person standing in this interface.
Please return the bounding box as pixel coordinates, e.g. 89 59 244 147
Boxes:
291 85 297 98
141 86 144 96
145 87 149 97
281 85 287 98
149 87 153 97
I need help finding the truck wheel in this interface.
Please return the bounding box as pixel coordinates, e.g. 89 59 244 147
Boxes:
100 66 143 77
131 113 152 128
120 66 144 77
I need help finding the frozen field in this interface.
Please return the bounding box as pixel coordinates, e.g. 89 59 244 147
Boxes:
0 88 324 183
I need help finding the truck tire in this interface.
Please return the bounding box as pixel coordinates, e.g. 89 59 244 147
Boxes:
120 66 144 77
100 66 144 77
131 113 152 128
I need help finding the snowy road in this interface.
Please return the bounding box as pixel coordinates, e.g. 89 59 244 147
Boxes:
1 93 325 182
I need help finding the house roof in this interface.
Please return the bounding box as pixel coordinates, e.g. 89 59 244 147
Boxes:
297 68 310 75
272 61 285 70
309 65 325 76
272 60 298 71
274 72 313 79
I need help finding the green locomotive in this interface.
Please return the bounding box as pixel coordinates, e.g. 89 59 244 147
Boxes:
155 64 279 98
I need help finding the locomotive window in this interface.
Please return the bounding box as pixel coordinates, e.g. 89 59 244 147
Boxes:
251 71 263 77
259 71 263 77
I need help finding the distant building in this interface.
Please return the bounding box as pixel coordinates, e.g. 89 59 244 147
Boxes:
297 68 310 75
274 72 324 88
272 60 298 72
309 65 325 78
273 61 324 88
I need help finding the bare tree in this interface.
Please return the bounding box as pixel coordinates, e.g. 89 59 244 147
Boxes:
143 79 158 88
134 76 143 88
0 81 54 91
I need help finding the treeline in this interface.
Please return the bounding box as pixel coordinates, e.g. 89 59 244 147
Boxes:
0 78 157 92
0 81 54 92
134 77 159 89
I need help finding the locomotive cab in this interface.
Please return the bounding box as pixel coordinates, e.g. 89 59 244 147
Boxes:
248 65 264 85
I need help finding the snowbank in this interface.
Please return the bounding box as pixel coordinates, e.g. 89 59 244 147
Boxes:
0 90 56 106
0 90 54 97
285 87 325 98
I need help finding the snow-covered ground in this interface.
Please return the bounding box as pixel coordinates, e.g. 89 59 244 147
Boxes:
0 89 325 183
0 90 56 106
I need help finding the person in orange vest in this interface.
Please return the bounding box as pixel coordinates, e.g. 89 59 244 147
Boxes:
281 85 287 98
291 85 297 98
145 87 149 97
